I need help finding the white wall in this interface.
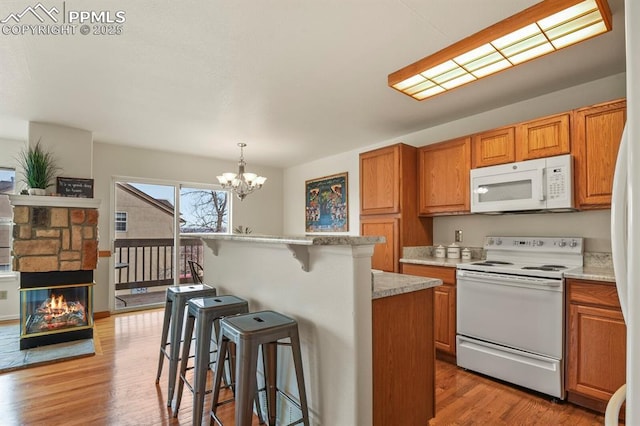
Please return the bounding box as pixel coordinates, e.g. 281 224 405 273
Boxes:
202 239 374 426
29 122 93 185
284 73 625 253
433 210 612 252
92 142 283 313
284 149 361 235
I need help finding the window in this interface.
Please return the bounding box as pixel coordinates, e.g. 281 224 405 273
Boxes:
179 186 230 233
0 168 16 272
115 211 128 232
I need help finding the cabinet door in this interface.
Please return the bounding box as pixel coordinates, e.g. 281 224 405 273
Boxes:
360 145 399 214
434 285 456 355
567 303 626 402
573 99 626 209
361 216 398 272
516 113 570 160
418 137 471 215
471 126 515 168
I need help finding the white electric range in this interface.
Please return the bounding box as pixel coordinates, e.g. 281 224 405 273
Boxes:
456 236 584 399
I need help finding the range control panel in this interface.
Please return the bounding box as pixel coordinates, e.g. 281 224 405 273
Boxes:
484 236 583 254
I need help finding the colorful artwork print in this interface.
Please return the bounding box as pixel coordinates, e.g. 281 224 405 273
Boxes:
305 173 348 233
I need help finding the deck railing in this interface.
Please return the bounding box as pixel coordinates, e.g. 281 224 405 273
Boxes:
114 238 204 291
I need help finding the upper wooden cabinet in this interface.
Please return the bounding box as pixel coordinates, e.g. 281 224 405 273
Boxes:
572 98 626 209
516 113 571 161
360 145 402 215
471 126 515 168
360 143 432 272
418 137 471 215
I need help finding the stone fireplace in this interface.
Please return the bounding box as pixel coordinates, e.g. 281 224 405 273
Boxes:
9 196 100 350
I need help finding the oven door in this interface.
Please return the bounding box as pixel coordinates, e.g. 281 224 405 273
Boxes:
456 269 563 358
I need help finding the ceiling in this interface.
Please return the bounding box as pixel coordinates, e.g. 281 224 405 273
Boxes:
0 0 626 168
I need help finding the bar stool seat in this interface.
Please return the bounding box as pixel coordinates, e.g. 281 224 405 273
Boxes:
210 310 310 426
156 284 217 406
172 295 250 426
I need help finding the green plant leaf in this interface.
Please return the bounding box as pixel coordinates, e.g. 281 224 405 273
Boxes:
17 140 60 189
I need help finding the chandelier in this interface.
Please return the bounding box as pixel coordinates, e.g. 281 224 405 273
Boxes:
216 143 267 201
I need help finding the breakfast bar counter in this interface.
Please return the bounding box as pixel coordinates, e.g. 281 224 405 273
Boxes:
190 233 441 425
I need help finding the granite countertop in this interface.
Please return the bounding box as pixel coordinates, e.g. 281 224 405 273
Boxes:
564 266 616 283
185 233 385 246
401 248 616 282
399 255 476 268
401 257 617 282
372 271 442 300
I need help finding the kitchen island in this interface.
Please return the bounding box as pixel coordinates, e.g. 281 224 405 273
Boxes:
193 233 441 425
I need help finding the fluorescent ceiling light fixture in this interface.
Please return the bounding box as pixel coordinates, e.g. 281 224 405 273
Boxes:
389 0 612 101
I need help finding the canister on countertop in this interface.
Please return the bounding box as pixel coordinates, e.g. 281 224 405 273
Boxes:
435 245 446 258
461 248 471 260
447 243 460 259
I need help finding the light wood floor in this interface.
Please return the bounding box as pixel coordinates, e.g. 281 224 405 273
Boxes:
0 309 610 425
430 359 608 426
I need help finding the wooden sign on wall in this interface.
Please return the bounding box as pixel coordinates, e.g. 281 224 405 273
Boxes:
56 177 94 198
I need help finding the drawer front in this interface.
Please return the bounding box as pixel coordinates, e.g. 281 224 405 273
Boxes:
567 279 620 309
402 264 455 285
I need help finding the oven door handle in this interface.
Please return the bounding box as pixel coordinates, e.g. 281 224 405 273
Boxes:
457 270 562 289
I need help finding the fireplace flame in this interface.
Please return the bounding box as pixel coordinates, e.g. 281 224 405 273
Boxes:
27 291 88 334
43 293 82 317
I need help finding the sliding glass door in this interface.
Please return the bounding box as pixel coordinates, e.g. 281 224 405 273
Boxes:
111 180 230 311
113 181 176 310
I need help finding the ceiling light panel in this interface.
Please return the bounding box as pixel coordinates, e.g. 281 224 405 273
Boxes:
388 0 612 101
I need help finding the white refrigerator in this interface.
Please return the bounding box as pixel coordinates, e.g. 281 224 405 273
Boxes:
608 0 640 423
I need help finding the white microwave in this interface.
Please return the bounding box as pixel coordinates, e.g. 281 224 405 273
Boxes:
470 154 574 213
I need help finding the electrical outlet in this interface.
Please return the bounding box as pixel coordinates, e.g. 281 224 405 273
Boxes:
455 230 463 242
0 290 7 300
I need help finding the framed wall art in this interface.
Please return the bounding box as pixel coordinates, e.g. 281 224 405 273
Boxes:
305 172 348 233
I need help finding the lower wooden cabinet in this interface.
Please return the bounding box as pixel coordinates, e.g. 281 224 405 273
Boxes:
373 288 435 426
566 278 626 413
402 263 456 359
434 285 456 355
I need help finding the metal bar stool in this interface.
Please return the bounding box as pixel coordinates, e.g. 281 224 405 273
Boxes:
210 310 310 426
156 284 217 406
172 295 250 426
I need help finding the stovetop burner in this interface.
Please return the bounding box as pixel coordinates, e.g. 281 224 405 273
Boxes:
472 261 514 266
521 265 568 271
457 236 583 279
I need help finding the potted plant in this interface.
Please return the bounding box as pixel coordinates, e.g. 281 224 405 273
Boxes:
17 140 60 195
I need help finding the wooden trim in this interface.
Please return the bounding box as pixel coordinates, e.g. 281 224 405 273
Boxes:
94 311 111 319
98 250 112 258
436 350 457 364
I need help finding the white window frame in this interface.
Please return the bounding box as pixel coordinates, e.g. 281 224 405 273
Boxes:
0 167 16 276
115 211 128 232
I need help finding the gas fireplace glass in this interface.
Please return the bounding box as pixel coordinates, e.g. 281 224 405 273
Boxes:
21 284 93 337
